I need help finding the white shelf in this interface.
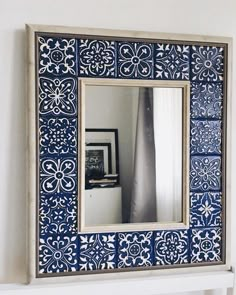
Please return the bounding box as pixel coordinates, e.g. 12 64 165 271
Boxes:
0 270 234 295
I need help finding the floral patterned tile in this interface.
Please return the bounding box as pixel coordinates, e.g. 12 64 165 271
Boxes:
40 157 77 194
190 192 222 228
190 46 224 82
190 228 222 263
190 156 221 192
78 39 116 77
155 44 190 80
79 233 116 271
39 234 78 273
154 230 189 265
190 82 223 119
190 120 222 155
39 192 77 235
39 77 77 116
39 117 77 156
117 42 154 79
38 36 77 76
117 232 153 268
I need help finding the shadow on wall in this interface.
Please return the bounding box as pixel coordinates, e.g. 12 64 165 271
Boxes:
2 29 27 283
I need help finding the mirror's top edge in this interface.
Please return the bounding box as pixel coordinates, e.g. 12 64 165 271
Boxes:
80 77 190 88
26 24 233 45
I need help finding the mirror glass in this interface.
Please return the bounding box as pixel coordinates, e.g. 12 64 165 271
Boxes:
84 85 184 227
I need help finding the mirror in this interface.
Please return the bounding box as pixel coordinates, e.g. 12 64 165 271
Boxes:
81 79 189 231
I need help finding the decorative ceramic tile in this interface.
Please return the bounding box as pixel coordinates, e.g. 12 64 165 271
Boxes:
155 44 190 80
190 82 223 119
79 233 116 270
39 234 78 273
191 46 224 82
154 231 188 265
39 193 77 235
190 156 221 191
39 77 77 116
118 42 153 78
39 117 77 155
38 36 77 75
40 158 77 194
190 120 222 155
79 39 116 77
118 232 153 268
190 192 222 228
190 228 222 263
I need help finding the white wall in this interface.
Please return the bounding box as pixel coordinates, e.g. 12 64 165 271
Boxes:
0 0 236 293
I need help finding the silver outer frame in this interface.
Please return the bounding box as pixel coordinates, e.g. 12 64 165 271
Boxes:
26 24 232 283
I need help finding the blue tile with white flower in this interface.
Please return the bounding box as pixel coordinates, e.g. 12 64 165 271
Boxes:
39 76 77 116
190 192 222 227
190 156 221 192
40 157 77 194
154 230 189 265
39 234 78 273
155 44 190 80
79 233 116 271
118 232 153 268
190 120 222 155
78 39 116 77
39 192 77 235
39 117 77 156
190 228 222 263
38 36 77 76
190 46 224 82
117 42 154 79
190 82 223 119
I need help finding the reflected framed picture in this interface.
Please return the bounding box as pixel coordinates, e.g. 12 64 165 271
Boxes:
85 143 112 177
85 129 119 178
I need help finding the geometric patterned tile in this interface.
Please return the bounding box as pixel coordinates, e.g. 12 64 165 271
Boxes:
155 44 190 80
190 120 222 155
190 82 223 119
79 233 116 271
118 42 154 79
118 232 153 268
39 193 77 235
190 192 222 227
39 117 77 156
190 156 221 191
191 46 224 82
190 228 222 263
38 36 77 76
39 234 78 273
39 77 77 116
40 157 77 194
154 230 189 265
78 39 116 77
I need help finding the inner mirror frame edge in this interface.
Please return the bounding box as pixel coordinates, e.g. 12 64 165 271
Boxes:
78 78 190 233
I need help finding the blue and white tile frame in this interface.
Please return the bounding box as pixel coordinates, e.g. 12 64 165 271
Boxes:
38 35 79 274
36 33 226 275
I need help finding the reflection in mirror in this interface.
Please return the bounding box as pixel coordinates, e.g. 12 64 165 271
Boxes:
84 85 183 227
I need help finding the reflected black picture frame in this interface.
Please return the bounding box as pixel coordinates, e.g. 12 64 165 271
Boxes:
85 128 119 183
86 142 112 175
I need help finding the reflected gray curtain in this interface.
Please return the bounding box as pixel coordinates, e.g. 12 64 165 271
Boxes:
130 88 157 223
